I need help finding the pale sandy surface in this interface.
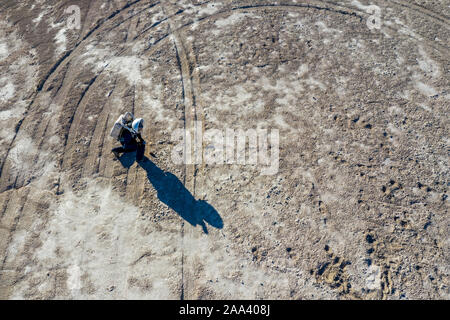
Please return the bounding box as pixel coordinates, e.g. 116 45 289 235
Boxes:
0 0 448 299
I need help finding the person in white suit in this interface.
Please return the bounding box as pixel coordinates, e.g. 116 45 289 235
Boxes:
110 112 145 161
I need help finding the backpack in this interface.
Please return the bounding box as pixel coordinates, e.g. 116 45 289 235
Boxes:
110 112 134 140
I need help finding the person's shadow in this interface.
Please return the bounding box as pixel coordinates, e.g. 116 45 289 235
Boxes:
121 156 223 234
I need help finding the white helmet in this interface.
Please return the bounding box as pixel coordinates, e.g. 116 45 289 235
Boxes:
132 118 144 134
122 112 134 125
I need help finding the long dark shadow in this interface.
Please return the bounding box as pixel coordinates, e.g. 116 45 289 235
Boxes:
125 156 223 234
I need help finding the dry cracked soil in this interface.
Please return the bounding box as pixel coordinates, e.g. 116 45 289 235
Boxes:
0 0 448 299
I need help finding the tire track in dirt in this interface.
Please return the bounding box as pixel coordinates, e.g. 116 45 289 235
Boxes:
122 82 146 300
51 71 104 196
104 1 162 40
94 113 110 176
0 188 30 285
26 120 51 186
133 1 449 55
0 191 23 254
125 81 149 205
0 1 154 191
133 82 148 201
0 1 156 182
0 192 10 222
0 94 36 189
82 79 118 178
324 0 450 28
240 2 448 52
134 16 169 42
131 0 445 65
176 17 211 299
122 85 145 299
183 35 206 196
324 0 449 52
1 0 447 191
61 68 116 176
36 0 146 92
52 62 71 100
389 0 450 27
20 60 88 194
60 72 103 171
0 0 149 186
160 1 195 300
125 85 139 202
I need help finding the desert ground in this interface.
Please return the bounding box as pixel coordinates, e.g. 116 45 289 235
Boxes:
0 0 448 299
